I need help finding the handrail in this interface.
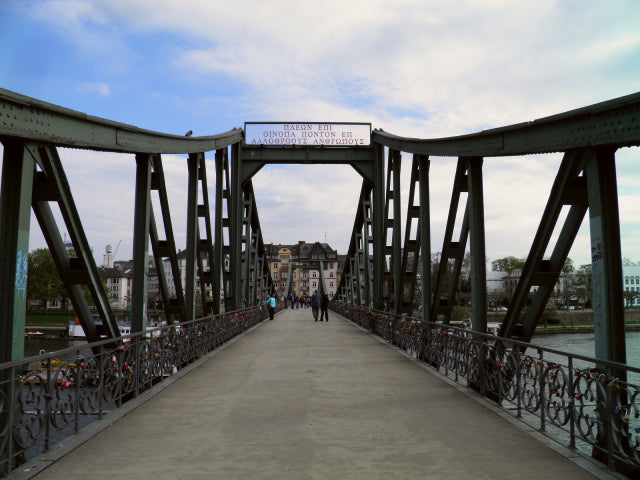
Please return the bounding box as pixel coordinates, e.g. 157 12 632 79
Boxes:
373 91 640 156
0 87 243 154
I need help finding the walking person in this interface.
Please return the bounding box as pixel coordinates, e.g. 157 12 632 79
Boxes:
311 290 322 321
265 292 276 320
320 292 329 322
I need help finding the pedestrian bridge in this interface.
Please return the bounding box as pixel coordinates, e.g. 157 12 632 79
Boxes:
1 88 640 477
11 309 613 479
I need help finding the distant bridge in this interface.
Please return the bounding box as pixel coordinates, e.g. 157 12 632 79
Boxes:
1 88 639 476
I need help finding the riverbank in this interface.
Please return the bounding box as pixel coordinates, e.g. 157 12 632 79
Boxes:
535 323 640 334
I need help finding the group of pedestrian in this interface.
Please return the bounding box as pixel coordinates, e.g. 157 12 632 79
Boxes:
265 290 329 322
310 290 329 322
286 293 312 309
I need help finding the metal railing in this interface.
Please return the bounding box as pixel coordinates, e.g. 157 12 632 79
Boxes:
0 306 276 477
332 303 640 475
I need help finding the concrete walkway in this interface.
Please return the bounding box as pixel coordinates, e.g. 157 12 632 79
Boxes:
24 309 612 480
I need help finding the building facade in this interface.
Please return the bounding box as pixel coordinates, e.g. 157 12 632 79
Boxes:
266 241 339 299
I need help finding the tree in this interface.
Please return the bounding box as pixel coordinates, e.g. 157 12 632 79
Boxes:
562 257 575 274
27 248 67 307
574 264 593 308
623 290 639 309
491 256 525 273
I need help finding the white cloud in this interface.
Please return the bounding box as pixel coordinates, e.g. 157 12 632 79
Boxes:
78 82 111 96
3 0 639 269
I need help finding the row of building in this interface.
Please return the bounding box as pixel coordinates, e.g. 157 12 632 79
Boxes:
99 241 345 310
87 245 640 311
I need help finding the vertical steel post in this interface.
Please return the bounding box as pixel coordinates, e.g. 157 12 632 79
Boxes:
467 157 487 333
373 143 385 310
0 141 34 362
391 150 402 311
418 155 431 321
230 143 243 309
585 148 626 371
132 154 151 333
185 153 199 320
213 149 225 314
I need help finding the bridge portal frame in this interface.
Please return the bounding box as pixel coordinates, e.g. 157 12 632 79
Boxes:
237 144 383 308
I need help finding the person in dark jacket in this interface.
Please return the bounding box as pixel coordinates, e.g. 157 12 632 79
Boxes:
310 291 322 321
320 293 329 322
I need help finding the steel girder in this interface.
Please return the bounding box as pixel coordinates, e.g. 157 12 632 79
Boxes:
498 148 625 370
382 149 402 311
397 155 431 318
31 145 119 342
240 181 272 305
192 153 217 316
429 157 486 331
431 158 469 324
498 150 590 342
213 149 232 313
372 91 640 157
0 141 35 361
136 154 187 329
225 145 274 308
335 181 375 306
0 88 243 154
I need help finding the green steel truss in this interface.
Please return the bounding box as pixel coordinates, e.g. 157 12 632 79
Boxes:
1 86 640 374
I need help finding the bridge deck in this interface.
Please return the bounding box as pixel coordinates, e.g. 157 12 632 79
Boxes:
28 309 610 479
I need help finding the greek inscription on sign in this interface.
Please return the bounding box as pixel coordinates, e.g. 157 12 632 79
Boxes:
244 123 371 146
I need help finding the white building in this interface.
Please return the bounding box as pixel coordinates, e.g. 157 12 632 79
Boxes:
623 265 640 307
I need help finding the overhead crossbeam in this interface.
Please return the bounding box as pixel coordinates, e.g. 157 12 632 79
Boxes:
373 91 640 157
0 88 243 154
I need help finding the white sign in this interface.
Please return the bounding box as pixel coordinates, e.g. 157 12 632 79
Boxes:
244 123 371 146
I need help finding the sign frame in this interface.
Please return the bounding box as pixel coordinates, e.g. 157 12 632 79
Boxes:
244 122 372 147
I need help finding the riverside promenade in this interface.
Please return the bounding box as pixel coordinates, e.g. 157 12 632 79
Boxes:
23 309 614 480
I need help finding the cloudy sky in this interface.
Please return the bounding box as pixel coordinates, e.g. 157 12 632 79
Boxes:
1 0 639 268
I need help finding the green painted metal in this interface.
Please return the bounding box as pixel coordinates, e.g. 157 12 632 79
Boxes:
499 150 590 341
192 153 217 314
391 150 402 313
585 148 626 371
334 181 373 306
0 88 243 154
132 154 152 333
212 149 228 314
398 156 423 316
148 154 187 324
418 155 431 322
467 157 487 334
230 143 243 309
241 184 254 303
360 190 374 307
431 158 470 324
33 145 119 340
373 91 640 157
0 141 34 362
373 144 386 310
1 87 639 362
185 154 199 320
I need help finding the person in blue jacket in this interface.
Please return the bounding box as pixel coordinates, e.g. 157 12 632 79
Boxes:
265 293 276 320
